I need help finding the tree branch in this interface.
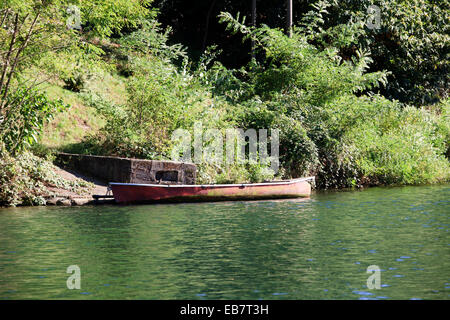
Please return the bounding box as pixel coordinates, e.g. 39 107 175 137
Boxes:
2 12 40 101
0 13 21 97
0 8 10 26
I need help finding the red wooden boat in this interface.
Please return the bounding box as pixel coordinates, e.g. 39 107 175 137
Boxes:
109 177 315 204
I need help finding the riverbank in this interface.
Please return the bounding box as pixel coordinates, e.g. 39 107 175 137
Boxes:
43 165 110 206
0 150 113 207
1 148 447 208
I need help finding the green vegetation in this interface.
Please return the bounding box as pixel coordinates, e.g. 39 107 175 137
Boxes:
155 0 449 106
0 0 449 206
0 147 93 206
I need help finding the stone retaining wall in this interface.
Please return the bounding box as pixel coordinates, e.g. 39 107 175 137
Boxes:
55 153 196 185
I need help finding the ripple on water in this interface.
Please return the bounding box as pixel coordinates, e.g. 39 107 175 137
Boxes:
0 184 448 300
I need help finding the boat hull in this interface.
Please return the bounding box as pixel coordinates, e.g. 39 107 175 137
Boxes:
109 178 313 204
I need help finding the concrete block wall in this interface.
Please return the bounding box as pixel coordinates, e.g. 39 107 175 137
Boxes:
56 153 197 185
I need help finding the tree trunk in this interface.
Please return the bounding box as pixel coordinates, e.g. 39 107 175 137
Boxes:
202 0 218 52
286 0 293 37
251 0 256 58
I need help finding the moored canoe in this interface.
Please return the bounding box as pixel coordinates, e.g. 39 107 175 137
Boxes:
109 177 314 204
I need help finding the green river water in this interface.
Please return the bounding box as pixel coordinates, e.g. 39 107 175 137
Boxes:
0 184 449 300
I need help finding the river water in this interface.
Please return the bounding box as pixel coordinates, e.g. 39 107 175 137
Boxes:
0 184 449 300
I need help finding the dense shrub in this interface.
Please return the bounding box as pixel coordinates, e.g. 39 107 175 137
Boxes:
72 11 449 188
0 86 67 154
0 145 93 207
332 96 450 186
201 13 450 188
10 2 445 194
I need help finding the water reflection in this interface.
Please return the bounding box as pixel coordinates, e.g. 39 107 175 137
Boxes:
0 184 449 299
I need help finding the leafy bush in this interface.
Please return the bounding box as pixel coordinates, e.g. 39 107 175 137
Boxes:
205 12 450 187
343 102 449 184
79 11 448 188
196 161 278 185
80 20 234 161
0 145 93 207
0 86 67 154
63 72 86 92
307 0 449 105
